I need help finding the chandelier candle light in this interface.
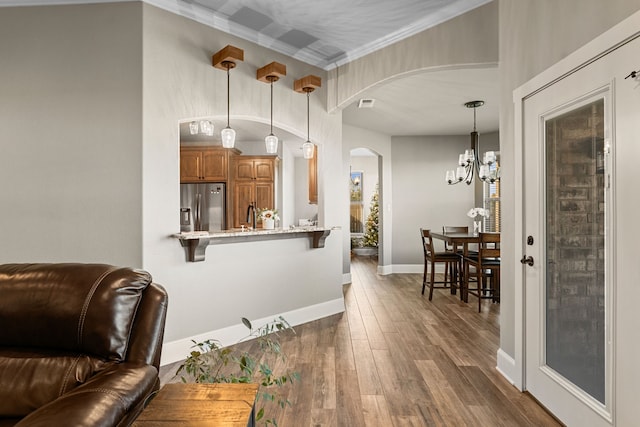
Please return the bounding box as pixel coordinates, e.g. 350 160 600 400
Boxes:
257 62 287 154
213 45 244 148
446 100 499 185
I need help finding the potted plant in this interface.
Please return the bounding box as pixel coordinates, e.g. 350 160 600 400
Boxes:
175 317 299 426
258 208 279 229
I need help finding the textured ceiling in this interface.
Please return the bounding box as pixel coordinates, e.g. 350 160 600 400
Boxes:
2 0 499 147
150 0 492 70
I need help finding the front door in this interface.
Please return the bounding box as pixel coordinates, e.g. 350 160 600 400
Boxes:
521 31 640 426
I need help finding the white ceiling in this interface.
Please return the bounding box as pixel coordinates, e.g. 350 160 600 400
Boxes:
2 0 499 145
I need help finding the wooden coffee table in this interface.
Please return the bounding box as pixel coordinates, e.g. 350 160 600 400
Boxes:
133 383 259 426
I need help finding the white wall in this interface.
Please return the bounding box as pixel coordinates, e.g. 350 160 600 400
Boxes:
0 3 143 265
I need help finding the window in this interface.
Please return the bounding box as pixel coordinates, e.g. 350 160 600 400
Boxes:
484 161 500 232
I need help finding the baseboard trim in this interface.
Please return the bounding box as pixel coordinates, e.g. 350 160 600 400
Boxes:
342 273 352 284
160 297 346 366
378 264 393 275
496 348 520 390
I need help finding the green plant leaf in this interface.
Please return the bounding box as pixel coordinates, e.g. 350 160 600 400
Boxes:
242 317 252 330
256 407 264 421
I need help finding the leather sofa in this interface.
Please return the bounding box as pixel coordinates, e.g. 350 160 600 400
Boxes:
0 263 168 427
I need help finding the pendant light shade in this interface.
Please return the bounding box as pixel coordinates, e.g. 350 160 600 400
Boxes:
265 134 278 153
302 91 314 159
212 45 244 149
294 75 321 160
188 120 213 136
221 127 236 148
302 141 314 159
257 62 286 155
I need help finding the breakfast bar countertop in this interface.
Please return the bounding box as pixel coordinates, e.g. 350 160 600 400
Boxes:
173 226 337 262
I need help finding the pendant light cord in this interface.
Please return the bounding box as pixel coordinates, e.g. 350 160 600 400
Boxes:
226 64 231 127
270 80 274 134
473 105 477 132
306 91 310 141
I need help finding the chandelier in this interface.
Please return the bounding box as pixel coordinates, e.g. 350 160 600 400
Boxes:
446 100 499 185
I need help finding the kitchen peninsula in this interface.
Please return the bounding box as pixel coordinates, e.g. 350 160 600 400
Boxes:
174 226 335 262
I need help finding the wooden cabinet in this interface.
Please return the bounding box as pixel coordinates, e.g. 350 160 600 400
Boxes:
308 144 318 204
232 157 275 182
231 156 277 228
180 147 238 182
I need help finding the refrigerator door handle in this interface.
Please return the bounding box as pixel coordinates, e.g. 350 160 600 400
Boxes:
195 193 201 230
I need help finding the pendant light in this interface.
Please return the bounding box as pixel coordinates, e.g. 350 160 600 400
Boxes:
257 62 286 154
188 120 213 136
212 45 244 148
294 75 321 159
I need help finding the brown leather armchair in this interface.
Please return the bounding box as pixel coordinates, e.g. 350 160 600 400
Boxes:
0 263 168 427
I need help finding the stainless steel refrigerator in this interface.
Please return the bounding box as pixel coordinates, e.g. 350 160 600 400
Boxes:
180 183 226 232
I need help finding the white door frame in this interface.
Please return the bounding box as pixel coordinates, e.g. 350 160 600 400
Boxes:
512 10 640 394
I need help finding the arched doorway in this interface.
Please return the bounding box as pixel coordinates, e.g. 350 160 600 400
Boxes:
349 147 381 262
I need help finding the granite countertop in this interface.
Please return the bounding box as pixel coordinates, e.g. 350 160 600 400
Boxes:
175 226 336 240
173 226 338 262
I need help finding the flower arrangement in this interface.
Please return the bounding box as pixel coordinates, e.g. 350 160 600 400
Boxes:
467 207 489 235
467 207 490 219
259 208 279 221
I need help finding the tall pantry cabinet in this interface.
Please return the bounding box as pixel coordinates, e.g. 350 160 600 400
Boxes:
231 156 277 229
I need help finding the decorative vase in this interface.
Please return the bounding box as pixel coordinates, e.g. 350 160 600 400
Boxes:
263 218 275 230
473 220 482 236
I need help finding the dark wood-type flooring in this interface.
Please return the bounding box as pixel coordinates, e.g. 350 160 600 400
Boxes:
159 256 561 426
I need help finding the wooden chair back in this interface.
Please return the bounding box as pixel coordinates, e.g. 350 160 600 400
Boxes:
479 233 500 259
420 228 435 260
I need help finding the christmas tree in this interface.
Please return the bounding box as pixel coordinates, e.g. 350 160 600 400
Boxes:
362 185 379 247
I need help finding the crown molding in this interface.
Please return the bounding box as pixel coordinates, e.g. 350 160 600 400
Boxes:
0 0 493 71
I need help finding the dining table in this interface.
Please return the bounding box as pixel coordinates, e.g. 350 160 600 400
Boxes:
430 230 482 302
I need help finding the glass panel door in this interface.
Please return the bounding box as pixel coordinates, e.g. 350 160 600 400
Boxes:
544 99 605 403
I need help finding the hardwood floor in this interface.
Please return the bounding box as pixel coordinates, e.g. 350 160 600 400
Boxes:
160 256 561 426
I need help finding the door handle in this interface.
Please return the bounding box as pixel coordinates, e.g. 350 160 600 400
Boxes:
520 255 534 266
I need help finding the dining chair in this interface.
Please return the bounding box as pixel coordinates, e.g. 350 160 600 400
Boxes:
463 232 500 312
420 228 460 300
441 226 468 293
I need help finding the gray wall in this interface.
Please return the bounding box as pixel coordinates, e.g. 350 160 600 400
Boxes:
0 3 143 265
391 135 475 265
140 4 344 348
1 2 345 358
497 0 640 358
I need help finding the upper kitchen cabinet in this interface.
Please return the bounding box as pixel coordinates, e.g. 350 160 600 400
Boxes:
180 146 239 183
232 157 276 182
308 145 318 205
